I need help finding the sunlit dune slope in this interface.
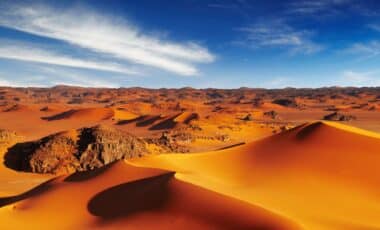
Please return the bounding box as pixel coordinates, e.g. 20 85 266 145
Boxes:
113 109 139 120
0 161 299 230
131 121 380 230
42 108 114 121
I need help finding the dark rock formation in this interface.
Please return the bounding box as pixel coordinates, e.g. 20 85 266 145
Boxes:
4 125 149 174
322 112 357 121
272 98 297 108
242 114 253 121
263 110 279 119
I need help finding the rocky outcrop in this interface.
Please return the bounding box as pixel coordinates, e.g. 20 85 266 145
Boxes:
5 125 149 174
78 125 148 170
322 112 357 121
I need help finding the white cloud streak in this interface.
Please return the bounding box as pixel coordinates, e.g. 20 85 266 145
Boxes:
287 0 350 15
345 41 380 59
368 24 380 32
0 78 16 87
0 4 215 76
238 21 323 54
38 67 120 88
340 70 380 86
0 42 139 75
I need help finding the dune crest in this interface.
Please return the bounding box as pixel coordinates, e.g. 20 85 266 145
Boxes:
131 121 380 230
0 161 299 229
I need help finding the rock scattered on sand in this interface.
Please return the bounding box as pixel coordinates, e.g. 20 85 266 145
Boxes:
145 131 190 153
242 114 253 121
323 112 357 121
272 98 298 108
263 110 279 119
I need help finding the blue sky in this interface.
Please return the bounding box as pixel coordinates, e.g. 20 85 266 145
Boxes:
0 0 380 88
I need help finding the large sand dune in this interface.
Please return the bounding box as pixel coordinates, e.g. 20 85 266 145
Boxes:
131 121 380 229
0 161 299 229
1 87 380 229
0 121 379 229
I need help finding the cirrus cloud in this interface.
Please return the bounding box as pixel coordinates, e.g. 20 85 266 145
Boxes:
0 41 139 75
0 3 215 76
236 20 323 55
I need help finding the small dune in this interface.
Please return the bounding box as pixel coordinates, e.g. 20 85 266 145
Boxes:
150 112 200 130
113 109 139 120
117 112 200 130
2 104 29 112
41 108 114 121
117 115 163 126
173 112 200 124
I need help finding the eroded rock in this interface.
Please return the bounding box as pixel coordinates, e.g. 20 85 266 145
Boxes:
5 125 149 174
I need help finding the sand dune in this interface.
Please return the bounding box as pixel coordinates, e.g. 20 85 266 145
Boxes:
2 104 30 112
113 109 139 120
131 121 380 229
0 161 299 229
117 112 200 130
1 121 380 229
173 112 200 124
42 108 115 121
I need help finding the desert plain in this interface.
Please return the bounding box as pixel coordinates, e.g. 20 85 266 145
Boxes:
0 86 380 229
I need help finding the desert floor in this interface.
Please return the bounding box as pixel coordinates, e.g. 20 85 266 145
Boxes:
0 86 380 229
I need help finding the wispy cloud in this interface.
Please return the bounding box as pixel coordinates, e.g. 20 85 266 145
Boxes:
0 77 17 87
368 24 380 32
339 70 380 86
0 66 122 88
287 0 380 19
38 67 120 88
0 41 139 75
0 4 215 76
237 21 323 54
258 77 300 88
286 0 350 16
208 3 239 10
0 74 50 87
344 41 380 59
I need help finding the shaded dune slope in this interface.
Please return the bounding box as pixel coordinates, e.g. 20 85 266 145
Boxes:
0 161 298 229
117 112 200 130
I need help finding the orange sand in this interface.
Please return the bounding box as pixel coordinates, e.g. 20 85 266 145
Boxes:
130 121 380 229
0 161 299 229
0 91 380 229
